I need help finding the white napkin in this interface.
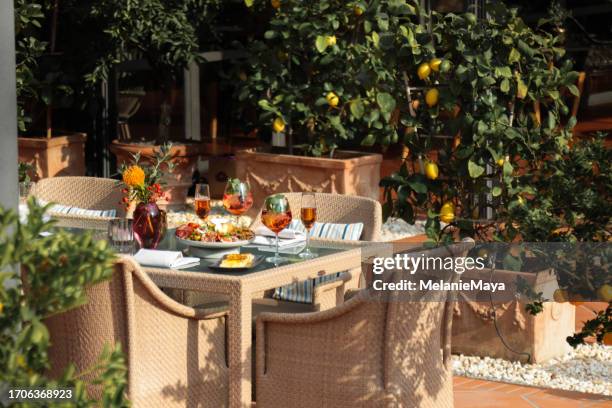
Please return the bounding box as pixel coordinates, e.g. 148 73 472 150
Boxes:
134 249 200 269
252 227 306 247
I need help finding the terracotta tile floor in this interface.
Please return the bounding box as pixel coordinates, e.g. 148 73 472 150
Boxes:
454 377 611 407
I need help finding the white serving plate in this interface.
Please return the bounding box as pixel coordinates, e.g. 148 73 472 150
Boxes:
176 236 254 249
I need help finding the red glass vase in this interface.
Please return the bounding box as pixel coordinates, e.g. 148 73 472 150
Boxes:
132 202 166 249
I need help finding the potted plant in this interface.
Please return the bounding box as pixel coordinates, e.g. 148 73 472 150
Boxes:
377 3 587 360
237 0 437 206
15 0 86 179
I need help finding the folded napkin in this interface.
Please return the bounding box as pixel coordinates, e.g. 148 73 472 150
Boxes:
134 249 200 269
252 226 306 247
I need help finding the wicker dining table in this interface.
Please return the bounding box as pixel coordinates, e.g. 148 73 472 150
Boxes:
143 240 363 408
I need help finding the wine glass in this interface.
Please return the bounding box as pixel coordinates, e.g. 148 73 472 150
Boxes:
223 179 254 216
194 184 211 220
299 192 317 259
261 194 292 266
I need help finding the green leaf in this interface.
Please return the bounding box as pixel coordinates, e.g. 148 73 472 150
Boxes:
500 78 510 93
468 160 485 178
492 186 502 197
376 92 396 114
508 48 521 64
361 134 376 146
567 84 580 97
315 36 328 53
516 73 528 99
244 0 254 6
494 66 512 78
407 179 427 194
264 30 277 40
350 99 365 119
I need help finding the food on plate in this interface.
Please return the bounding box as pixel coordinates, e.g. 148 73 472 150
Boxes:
175 221 254 243
220 253 255 268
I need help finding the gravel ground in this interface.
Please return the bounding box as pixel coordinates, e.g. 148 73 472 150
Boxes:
452 344 612 396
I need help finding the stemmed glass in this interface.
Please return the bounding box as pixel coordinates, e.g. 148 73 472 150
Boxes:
223 178 254 216
194 184 211 220
299 192 317 259
261 194 292 266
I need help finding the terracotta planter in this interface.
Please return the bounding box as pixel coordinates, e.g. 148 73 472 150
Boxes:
18 133 87 180
452 268 575 363
235 148 382 214
110 141 204 210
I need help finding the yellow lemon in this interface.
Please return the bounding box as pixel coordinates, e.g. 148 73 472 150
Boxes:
424 161 439 180
326 91 339 107
429 58 442 72
417 63 431 80
553 289 569 303
440 202 455 224
326 35 337 46
604 332 612 346
517 196 525 206
272 117 285 133
271 0 281 9
354 5 364 15
0 302 3 315
496 157 505 167
597 284 612 302
425 88 439 107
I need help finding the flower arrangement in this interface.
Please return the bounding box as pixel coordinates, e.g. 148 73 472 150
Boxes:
118 144 175 208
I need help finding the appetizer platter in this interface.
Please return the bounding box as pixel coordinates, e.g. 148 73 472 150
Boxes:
175 221 255 249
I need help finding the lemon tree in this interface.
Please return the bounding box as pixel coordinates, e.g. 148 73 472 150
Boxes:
240 0 427 156
380 4 580 240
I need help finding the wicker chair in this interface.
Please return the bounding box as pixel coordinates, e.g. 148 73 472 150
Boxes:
250 192 382 241
45 258 229 407
255 243 472 408
31 176 124 229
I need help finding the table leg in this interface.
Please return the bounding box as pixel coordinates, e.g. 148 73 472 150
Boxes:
228 286 252 408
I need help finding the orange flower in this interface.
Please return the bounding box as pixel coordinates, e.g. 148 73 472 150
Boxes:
123 165 145 187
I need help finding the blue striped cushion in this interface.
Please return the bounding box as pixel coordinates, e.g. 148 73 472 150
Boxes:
47 203 117 218
273 221 363 303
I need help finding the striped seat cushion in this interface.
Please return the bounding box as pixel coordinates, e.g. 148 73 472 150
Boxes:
273 221 364 304
46 203 117 218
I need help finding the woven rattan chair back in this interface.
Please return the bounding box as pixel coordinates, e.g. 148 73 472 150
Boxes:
32 176 125 216
255 243 472 407
251 192 382 241
45 258 229 407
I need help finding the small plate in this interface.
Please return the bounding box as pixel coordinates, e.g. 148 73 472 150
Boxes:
208 255 265 272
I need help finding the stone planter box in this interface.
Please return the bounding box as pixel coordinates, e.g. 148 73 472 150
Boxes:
235 148 382 213
110 141 204 210
18 133 87 180
452 268 575 363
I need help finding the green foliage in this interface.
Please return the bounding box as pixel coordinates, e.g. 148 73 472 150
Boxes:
566 304 611 348
14 0 46 131
504 134 611 243
240 0 424 156
0 199 128 406
86 0 222 85
380 2 579 242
